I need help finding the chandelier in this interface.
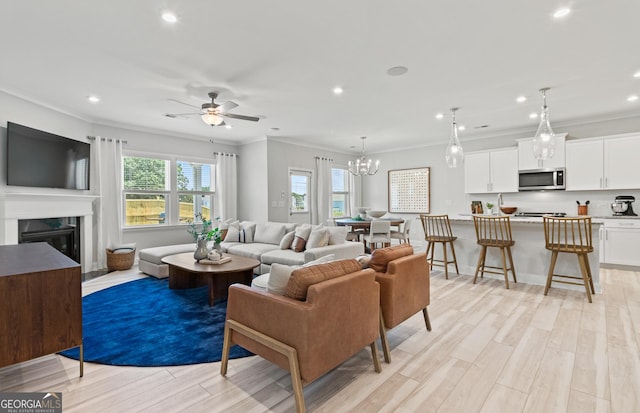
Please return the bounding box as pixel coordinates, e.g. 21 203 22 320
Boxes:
348 137 380 176
444 107 464 168
532 87 556 160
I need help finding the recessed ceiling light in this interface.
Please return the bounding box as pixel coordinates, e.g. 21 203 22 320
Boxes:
225 124 232 129
87 95 100 103
628 95 639 102
634 71 640 78
162 12 177 23
386 66 408 76
333 86 343 95
516 96 527 103
435 113 444 120
270 127 280 131
529 113 538 119
553 8 571 18
458 125 466 131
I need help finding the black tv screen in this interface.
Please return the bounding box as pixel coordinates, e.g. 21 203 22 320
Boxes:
6 122 90 190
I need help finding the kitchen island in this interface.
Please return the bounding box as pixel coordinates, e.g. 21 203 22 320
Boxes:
446 215 604 293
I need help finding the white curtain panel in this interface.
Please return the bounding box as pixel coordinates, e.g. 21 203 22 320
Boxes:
314 157 333 225
94 137 123 269
215 153 238 221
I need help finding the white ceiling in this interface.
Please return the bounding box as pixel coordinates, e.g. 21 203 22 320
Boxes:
1 1 639 154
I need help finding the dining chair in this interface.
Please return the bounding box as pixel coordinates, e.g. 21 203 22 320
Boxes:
543 216 595 302
472 215 517 289
419 214 459 279
366 220 391 251
390 218 412 245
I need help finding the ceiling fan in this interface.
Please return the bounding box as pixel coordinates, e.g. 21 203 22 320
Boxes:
164 91 260 127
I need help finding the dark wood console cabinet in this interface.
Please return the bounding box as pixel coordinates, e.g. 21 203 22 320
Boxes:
0 242 83 376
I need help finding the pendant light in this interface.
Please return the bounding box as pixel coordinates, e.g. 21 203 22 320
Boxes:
348 137 380 176
532 87 556 160
444 107 464 168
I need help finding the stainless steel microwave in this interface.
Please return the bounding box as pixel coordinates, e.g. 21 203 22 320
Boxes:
518 168 565 191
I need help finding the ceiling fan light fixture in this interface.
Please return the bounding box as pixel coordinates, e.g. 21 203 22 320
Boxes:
201 112 224 126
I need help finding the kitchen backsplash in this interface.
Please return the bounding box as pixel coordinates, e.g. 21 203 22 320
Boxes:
464 189 640 217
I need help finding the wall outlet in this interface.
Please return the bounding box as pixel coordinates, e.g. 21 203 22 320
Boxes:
271 201 277 207
278 201 285 207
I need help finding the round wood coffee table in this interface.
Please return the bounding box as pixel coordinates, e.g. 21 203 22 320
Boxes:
161 253 260 306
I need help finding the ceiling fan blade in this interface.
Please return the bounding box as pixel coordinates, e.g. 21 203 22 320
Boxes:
168 98 200 109
223 113 260 122
217 100 239 113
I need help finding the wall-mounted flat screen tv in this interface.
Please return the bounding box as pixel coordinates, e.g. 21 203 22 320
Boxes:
6 122 90 190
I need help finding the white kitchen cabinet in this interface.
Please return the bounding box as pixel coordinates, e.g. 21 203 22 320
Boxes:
602 219 640 266
518 134 566 170
464 148 518 193
566 133 640 190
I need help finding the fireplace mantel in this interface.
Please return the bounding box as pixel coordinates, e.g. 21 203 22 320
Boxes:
0 193 98 272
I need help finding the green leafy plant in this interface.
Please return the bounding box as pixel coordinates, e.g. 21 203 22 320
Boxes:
187 213 222 243
486 203 494 209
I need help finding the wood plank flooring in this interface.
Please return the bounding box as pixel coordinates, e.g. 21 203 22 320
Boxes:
1 264 639 412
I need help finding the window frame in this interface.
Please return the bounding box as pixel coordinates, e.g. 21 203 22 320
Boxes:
331 166 350 218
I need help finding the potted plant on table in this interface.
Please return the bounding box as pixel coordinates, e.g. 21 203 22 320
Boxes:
187 213 222 261
486 203 494 215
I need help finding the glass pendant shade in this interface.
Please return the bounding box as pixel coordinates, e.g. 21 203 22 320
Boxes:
532 88 556 160
201 111 224 126
445 107 464 168
348 137 380 176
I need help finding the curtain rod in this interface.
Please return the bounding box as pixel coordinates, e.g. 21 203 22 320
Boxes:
214 152 238 157
87 136 128 144
315 156 334 161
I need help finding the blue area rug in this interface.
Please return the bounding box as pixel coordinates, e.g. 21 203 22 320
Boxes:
60 277 252 366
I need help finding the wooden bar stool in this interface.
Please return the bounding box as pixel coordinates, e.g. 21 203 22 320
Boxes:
543 216 595 303
420 214 459 279
472 215 517 289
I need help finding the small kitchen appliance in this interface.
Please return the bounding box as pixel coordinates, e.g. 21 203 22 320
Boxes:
611 195 637 216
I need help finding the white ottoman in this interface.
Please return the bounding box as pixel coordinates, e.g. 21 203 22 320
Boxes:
138 243 196 278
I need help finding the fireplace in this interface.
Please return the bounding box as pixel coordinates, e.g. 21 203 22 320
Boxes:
18 217 81 264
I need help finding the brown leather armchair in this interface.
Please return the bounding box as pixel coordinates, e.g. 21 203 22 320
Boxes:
220 259 381 413
370 244 431 363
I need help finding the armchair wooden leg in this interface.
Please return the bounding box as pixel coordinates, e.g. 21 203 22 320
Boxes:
379 311 391 363
370 342 382 373
423 307 432 331
220 322 231 376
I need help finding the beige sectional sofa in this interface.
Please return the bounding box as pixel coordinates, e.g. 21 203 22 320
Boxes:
137 221 364 278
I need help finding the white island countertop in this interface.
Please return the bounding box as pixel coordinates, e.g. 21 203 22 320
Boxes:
443 214 602 294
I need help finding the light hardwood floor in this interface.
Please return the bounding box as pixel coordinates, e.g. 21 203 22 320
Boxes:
1 264 639 412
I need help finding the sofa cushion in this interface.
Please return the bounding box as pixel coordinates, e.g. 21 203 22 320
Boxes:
326 226 348 245
280 231 295 249
306 228 330 249
254 222 287 245
266 254 337 296
138 243 196 265
261 248 306 266
370 244 414 273
251 273 269 291
225 243 279 260
285 259 361 301
240 221 256 243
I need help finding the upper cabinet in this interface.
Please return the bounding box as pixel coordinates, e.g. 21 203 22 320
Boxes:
517 134 567 170
464 148 518 193
566 133 640 190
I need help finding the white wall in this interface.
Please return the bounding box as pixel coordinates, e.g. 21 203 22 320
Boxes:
239 139 269 222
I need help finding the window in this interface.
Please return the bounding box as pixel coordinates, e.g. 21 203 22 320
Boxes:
177 160 214 223
122 155 215 227
290 173 309 212
331 167 349 217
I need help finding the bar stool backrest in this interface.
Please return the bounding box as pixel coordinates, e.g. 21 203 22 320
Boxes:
473 215 513 246
420 214 455 240
543 216 593 253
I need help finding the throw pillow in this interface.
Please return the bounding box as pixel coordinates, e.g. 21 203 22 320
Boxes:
223 222 241 242
326 226 348 245
306 228 330 249
267 263 299 295
356 254 372 269
285 259 361 301
280 231 295 249
291 224 312 252
370 244 414 273
239 221 256 243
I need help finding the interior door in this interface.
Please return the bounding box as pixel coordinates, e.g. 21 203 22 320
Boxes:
289 169 312 225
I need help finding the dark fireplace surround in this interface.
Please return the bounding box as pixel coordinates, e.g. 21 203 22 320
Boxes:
18 217 81 264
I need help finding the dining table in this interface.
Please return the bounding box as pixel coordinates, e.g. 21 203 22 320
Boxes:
335 217 404 247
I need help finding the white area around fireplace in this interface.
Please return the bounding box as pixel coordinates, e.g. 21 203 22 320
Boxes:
0 193 97 272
